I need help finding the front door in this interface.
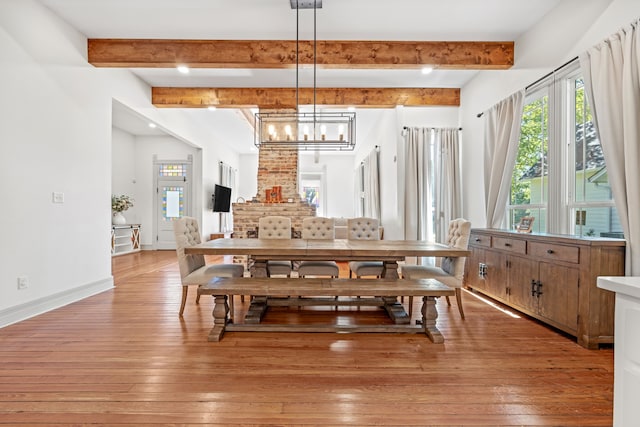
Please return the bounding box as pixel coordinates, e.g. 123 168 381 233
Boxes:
155 161 191 249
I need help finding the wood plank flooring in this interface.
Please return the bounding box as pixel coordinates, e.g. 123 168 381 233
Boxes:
0 250 614 426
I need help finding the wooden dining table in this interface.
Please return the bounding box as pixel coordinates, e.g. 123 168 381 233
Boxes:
185 238 470 338
184 238 470 279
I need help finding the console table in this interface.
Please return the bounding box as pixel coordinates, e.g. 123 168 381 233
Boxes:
111 224 141 256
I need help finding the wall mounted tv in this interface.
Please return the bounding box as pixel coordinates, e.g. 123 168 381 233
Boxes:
212 184 232 212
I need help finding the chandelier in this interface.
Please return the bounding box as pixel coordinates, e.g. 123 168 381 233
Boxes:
254 0 356 151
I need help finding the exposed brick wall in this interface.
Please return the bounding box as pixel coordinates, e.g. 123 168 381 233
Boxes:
232 202 316 239
231 201 316 267
257 146 299 201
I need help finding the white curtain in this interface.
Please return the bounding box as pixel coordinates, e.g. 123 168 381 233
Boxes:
362 148 381 219
402 127 462 267
579 19 640 275
219 162 236 232
434 128 462 242
354 167 363 217
403 127 433 242
483 90 525 228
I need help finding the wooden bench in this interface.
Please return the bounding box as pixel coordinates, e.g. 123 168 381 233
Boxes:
197 277 454 343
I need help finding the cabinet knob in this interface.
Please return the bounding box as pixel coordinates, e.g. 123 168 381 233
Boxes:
504 243 511 247
546 249 554 254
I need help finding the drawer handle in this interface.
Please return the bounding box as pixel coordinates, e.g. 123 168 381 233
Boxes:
546 249 554 254
475 238 481 242
504 243 511 247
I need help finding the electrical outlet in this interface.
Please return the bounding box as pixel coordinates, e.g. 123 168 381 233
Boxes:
17 276 29 290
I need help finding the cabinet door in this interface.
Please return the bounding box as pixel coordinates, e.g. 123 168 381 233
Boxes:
485 250 509 301
507 256 538 312
537 262 579 332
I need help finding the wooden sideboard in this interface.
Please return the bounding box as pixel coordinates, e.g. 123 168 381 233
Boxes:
464 228 625 349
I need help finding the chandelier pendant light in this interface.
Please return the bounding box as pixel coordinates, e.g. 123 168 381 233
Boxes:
254 0 356 151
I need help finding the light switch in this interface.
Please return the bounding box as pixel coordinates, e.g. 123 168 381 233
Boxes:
52 192 64 203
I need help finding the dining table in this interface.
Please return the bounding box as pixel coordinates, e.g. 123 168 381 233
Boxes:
184 238 470 279
184 238 470 333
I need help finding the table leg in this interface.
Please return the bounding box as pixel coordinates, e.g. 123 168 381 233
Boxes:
382 296 410 324
381 260 399 279
421 296 445 343
244 295 268 324
207 295 229 342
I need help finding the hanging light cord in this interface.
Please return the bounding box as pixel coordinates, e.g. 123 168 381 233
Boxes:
296 1 299 114
313 0 317 120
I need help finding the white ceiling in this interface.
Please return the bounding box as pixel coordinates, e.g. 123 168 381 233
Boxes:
41 0 563 153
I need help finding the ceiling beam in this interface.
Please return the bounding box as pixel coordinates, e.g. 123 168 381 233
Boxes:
152 87 460 108
89 39 514 69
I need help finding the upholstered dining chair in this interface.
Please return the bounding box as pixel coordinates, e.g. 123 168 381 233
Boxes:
348 217 384 278
258 215 293 277
173 216 244 317
401 218 472 318
298 217 339 278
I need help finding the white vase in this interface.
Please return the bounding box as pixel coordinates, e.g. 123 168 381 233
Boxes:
112 212 126 225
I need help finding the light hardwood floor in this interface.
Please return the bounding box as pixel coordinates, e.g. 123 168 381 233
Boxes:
0 250 613 426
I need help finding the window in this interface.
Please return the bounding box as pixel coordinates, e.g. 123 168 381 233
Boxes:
507 60 621 237
300 171 326 216
508 89 549 233
567 75 621 238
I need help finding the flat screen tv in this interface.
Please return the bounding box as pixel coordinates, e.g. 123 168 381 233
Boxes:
213 184 232 212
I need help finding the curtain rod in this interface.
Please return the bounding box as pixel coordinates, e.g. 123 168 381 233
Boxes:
476 56 579 118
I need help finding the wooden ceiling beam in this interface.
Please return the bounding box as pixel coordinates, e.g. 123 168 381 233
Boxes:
152 87 460 108
89 39 513 69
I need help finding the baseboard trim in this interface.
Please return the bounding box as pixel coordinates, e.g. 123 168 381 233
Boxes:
0 277 114 328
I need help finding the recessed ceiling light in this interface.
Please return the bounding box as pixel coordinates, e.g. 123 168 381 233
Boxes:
421 67 434 75
177 65 190 74
148 123 157 128
207 106 217 111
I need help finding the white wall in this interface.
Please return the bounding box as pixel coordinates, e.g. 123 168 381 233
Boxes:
459 0 639 228
299 153 356 218
111 127 138 222
0 0 238 325
0 0 115 322
237 153 259 203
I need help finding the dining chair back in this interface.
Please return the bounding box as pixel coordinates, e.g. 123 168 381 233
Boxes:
298 217 339 278
347 217 384 278
258 216 293 277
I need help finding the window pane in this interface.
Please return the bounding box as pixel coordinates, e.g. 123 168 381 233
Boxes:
302 186 320 208
162 186 183 220
573 207 623 238
509 93 548 231
574 78 609 202
510 207 546 233
511 96 549 205
159 164 187 177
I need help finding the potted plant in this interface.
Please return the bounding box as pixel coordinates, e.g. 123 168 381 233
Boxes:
111 194 134 225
